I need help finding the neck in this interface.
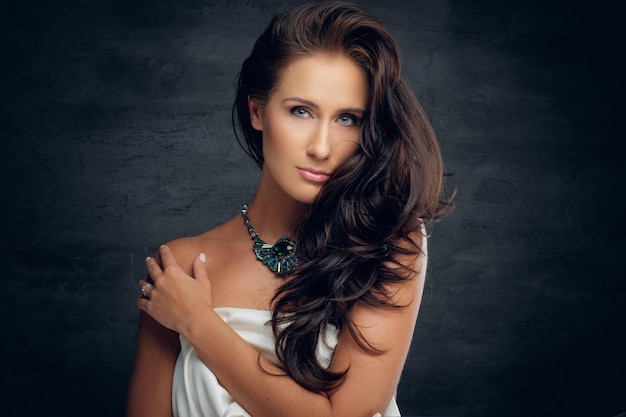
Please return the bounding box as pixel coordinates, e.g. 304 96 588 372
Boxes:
245 171 309 242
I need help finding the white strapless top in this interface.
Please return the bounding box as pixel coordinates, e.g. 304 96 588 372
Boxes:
172 307 400 417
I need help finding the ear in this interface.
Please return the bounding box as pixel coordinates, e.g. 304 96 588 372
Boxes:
248 96 263 131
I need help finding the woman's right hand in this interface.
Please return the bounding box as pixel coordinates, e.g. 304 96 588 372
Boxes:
137 245 213 335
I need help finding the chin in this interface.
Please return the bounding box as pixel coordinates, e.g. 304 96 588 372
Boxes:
287 187 321 205
292 195 317 205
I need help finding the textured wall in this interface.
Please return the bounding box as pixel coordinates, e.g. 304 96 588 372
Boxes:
1 1 624 416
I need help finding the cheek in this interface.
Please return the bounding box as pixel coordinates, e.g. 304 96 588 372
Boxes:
265 109 313 145
262 118 298 156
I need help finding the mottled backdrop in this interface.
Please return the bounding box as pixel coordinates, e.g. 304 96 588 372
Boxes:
1 0 624 416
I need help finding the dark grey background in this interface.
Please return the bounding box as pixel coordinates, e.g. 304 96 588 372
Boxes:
1 0 624 416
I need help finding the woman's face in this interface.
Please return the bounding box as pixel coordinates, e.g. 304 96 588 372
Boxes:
249 52 368 204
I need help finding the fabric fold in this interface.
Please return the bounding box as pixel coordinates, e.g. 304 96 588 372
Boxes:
172 307 400 417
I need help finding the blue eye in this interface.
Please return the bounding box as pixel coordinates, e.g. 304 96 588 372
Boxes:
291 107 310 118
338 114 359 126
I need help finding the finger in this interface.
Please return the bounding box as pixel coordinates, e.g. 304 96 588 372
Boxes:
192 253 209 282
138 280 154 299
158 244 177 268
145 256 162 280
138 279 150 291
136 297 149 312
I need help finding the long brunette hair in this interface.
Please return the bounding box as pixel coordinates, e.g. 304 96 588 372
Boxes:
233 2 451 393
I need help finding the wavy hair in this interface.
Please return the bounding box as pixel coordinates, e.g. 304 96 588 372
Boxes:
233 1 452 393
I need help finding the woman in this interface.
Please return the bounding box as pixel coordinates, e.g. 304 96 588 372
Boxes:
127 2 450 417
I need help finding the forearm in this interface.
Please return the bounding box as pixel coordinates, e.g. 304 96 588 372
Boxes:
181 310 334 417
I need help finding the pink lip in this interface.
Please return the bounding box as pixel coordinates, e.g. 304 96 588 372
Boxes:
297 167 330 183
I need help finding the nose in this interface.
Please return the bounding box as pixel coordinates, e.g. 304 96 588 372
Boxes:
306 123 332 160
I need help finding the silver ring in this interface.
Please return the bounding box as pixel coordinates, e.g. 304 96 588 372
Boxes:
141 283 153 299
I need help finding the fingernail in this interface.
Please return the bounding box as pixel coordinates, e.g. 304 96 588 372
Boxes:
146 256 151 262
199 253 206 263
160 244 165 248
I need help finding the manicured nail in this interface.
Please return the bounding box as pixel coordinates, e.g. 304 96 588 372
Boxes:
160 244 165 248
199 253 206 263
146 256 151 262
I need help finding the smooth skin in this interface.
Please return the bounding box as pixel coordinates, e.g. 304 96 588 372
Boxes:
127 53 427 417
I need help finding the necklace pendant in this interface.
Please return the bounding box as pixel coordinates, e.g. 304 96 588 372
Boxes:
253 236 298 276
242 204 299 277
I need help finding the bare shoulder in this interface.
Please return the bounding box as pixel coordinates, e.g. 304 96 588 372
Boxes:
154 236 201 275
157 216 241 274
341 227 429 350
352 229 427 340
395 226 428 271
383 226 428 307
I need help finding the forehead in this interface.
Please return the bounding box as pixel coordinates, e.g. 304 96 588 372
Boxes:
271 53 369 108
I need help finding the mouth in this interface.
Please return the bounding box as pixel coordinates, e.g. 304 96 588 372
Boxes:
297 167 331 183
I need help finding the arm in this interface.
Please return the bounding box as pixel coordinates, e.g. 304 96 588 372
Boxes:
127 250 186 417
126 311 180 417
188 287 422 417
138 234 427 417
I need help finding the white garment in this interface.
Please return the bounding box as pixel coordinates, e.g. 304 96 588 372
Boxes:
172 307 400 417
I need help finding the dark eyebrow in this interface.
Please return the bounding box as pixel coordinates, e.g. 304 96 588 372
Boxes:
282 97 365 115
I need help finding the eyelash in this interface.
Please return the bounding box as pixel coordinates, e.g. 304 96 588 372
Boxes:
290 107 360 126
